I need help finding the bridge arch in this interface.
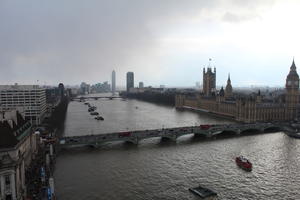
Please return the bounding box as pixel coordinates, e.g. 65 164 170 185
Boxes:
240 128 261 135
161 135 177 142
116 136 139 145
193 132 207 138
263 126 281 133
176 133 194 140
138 136 163 143
215 130 238 137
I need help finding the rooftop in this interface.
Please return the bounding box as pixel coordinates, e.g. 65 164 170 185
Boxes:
0 110 31 149
0 84 43 90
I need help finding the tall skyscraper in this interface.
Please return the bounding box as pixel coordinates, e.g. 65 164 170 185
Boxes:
112 70 116 95
126 72 134 92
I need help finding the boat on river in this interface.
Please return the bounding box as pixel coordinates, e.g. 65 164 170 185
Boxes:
95 116 104 120
235 156 252 171
88 106 97 112
90 112 99 116
283 126 300 139
189 185 217 199
285 131 300 138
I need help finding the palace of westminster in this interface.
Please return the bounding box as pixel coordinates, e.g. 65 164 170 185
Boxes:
175 60 300 123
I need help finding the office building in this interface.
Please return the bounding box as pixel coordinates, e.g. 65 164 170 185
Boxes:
0 85 47 125
139 82 144 88
112 70 116 95
126 72 134 92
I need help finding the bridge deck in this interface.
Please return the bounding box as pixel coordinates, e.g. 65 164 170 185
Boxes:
59 123 282 147
72 96 122 100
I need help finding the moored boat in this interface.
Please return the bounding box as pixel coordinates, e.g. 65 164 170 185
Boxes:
95 116 104 120
286 131 300 139
189 185 217 199
90 112 99 115
88 106 97 112
283 126 300 139
235 156 252 171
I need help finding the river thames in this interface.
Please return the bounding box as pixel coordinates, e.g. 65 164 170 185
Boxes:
54 96 300 200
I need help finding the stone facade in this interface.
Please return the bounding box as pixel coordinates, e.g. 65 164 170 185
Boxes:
0 110 37 200
176 60 299 123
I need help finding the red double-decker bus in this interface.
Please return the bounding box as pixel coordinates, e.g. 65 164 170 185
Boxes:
200 125 211 130
118 132 131 137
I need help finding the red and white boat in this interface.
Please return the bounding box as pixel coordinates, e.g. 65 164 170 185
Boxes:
235 156 252 171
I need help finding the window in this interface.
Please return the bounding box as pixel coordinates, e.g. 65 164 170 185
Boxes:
5 175 10 186
5 175 11 192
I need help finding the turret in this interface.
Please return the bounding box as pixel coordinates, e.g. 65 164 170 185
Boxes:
256 90 262 103
202 64 216 96
225 73 233 98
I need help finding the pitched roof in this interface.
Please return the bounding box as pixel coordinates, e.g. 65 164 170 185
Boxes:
287 59 299 79
0 121 19 149
0 111 30 149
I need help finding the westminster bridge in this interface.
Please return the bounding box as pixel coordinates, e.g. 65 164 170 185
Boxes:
71 96 123 101
59 123 284 147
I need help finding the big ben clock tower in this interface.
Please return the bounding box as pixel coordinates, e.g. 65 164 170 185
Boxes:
285 59 299 120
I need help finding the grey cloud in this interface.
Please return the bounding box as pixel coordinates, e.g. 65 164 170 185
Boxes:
0 0 276 86
221 0 277 23
222 12 260 23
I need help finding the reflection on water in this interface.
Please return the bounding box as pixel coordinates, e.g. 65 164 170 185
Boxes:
55 97 300 200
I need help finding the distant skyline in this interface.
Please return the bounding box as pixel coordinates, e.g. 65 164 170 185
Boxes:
1 0 300 87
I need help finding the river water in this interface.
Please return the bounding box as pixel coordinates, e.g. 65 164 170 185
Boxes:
54 95 300 200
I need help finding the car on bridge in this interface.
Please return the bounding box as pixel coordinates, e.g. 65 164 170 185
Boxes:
200 125 212 130
179 128 188 132
118 132 131 137
69 138 79 143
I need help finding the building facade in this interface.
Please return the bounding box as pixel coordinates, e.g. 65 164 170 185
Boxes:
0 85 47 125
139 82 144 88
80 82 90 95
176 60 299 123
0 110 38 200
90 82 111 93
126 72 134 92
112 70 116 95
45 87 61 117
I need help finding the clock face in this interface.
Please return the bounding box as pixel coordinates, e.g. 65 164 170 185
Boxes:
288 80 292 85
295 81 299 86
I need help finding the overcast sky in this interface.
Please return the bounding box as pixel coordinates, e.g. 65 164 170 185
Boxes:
1 0 300 87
